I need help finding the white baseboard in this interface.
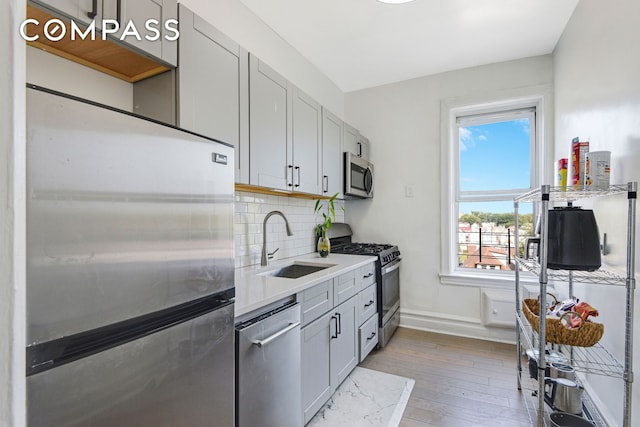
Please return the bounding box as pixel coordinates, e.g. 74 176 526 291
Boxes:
399 308 517 344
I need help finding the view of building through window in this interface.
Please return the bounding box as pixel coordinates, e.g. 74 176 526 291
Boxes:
456 113 536 271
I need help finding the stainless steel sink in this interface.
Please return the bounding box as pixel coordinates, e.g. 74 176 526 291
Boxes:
261 263 334 279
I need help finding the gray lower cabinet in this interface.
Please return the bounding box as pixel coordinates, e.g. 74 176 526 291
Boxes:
298 261 377 424
301 296 357 425
355 261 378 362
330 296 358 388
334 269 356 306
301 310 332 424
358 312 379 362
301 279 333 326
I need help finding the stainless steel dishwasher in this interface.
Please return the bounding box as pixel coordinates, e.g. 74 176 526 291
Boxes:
236 300 302 427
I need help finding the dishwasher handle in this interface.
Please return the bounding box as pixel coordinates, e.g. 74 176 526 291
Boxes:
252 322 300 348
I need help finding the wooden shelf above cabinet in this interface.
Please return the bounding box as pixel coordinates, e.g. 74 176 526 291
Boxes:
234 184 331 200
26 5 170 83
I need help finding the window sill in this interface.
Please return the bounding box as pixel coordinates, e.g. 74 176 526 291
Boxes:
439 270 539 289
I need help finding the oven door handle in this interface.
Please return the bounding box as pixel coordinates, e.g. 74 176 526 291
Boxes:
382 259 401 274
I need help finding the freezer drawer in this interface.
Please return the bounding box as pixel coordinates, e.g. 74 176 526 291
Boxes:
27 304 235 427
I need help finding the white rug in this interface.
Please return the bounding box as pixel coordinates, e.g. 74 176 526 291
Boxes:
307 367 415 427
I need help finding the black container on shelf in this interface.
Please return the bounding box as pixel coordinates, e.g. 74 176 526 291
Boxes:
526 206 601 271
547 207 601 271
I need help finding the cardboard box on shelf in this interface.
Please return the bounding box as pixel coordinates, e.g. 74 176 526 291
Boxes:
571 137 589 188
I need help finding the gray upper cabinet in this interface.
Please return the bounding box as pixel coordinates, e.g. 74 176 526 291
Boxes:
31 0 97 26
321 108 343 197
103 0 177 66
249 54 290 190
249 55 322 194
343 122 370 160
343 122 360 156
292 88 322 194
357 134 370 160
32 0 177 66
177 4 248 183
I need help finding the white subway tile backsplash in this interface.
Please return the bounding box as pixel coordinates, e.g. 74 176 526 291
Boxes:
234 191 345 268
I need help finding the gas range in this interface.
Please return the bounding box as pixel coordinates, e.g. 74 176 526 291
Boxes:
328 224 400 266
331 242 400 266
328 223 401 348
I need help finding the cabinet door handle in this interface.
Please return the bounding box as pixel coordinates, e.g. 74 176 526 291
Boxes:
287 165 293 187
330 315 338 339
323 175 328 193
357 142 362 157
116 0 122 25
364 300 374 308
294 166 301 188
87 0 98 19
366 331 376 341
336 312 342 335
363 272 373 278
105 0 122 30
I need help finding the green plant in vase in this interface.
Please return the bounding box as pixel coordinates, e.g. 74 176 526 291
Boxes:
314 192 340 257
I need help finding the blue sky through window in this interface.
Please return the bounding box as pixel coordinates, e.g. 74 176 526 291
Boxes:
459 118 532 214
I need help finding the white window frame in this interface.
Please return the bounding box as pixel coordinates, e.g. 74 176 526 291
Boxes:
439 86 552 288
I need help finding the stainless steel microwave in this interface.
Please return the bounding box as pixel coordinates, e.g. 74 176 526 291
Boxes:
344 152 374 198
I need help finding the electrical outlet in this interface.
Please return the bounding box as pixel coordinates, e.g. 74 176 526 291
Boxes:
405 185 415 198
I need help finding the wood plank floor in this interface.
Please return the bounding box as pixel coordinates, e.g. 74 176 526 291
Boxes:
360 327 534 427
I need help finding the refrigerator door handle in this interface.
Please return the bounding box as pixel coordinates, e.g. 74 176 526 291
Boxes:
252 321 300 348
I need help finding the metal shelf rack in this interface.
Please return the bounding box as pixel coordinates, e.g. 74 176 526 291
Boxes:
515 257 627 287
514 182 637 427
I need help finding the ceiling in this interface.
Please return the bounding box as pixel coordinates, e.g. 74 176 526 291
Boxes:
239 0 579 92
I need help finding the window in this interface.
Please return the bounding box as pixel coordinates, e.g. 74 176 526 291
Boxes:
457 109 534 271
440 90 548 287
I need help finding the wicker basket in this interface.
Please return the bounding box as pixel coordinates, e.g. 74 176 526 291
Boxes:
522 298 604 347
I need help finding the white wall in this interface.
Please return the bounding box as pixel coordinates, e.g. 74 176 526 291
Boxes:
344 55 554 342
553 0 640 425
1 0 26 425
27 47 133 111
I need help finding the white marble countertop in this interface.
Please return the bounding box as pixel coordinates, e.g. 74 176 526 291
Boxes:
235 253 376 317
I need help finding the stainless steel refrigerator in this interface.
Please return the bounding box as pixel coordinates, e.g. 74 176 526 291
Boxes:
25 85 235 426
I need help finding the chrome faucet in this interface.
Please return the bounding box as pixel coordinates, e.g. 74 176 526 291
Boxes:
261 211 294 266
